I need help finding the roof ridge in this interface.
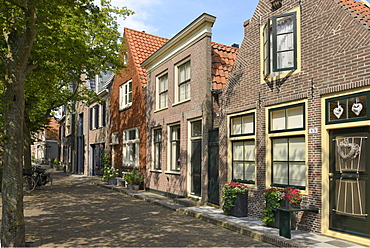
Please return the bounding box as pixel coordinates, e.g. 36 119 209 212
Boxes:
124 27 169 41
211 41 239 50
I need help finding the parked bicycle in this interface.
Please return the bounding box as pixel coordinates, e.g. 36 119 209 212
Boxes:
22 166 52 193
33 166 52 188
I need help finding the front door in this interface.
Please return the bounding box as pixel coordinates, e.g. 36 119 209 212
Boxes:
329 127 370 237
191 120 202 197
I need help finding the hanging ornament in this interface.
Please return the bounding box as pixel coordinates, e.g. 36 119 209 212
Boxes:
351 97 363 116
333 101 344 119
337 138 360 161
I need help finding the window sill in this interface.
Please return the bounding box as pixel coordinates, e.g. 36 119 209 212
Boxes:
165 170 181 175
119 103 132 112
150 169 162 173
154 107 168 113
172 99 190 107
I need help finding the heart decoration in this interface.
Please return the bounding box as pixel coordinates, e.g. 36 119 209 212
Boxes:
337 138 360 161
333 104 344 119
352 102 363 116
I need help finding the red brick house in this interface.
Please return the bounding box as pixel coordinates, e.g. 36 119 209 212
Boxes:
142 13 237 203
109 28 168 179
219 0 370 244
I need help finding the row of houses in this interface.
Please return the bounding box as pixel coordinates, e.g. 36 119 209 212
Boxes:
58 0 370 244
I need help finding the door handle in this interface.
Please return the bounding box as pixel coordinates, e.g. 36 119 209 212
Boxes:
329 173 334 180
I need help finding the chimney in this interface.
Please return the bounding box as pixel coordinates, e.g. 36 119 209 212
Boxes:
231 43 239 48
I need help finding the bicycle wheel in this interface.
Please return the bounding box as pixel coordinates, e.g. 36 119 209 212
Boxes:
23 176 36 192
44 174 52 188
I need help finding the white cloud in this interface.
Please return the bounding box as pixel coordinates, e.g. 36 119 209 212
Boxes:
111 0 161 34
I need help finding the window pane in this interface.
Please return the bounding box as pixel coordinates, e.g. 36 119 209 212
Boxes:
273 138 288 161
289 162 306 186
276 15 293 34
159 92 167 109
179 84 186 101
128 130 136 140
233 162 244 180
245 163 255 181
289 137 305 161
242 115 254 134
233 142 244 160
271 109 286 130
277 51 294 69
277 33 294 51
244 141 255 161
191 121 202 137
287 106 304 129
273 162 288 184
232 117 242 135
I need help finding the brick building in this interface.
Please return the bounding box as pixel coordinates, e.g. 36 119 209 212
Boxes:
219 0 370 244
109 28 168 179
142 13 237 203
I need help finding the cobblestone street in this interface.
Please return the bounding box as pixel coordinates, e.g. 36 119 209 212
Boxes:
20 171 273 247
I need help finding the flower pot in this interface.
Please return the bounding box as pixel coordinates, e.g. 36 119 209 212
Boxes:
108 178 118 185
132 184 139 190
229 193 248 217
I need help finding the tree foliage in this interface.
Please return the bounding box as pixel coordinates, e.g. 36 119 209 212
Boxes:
0 0 133 246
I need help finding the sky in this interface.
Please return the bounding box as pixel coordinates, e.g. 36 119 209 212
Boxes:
111 0 260 47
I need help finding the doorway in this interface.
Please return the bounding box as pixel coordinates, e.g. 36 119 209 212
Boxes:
329 127 370 237
190 120 202 197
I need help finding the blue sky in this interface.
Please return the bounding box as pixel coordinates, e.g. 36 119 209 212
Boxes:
112 0 259 46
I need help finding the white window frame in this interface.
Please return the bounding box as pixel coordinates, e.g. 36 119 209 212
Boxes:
175 59 191 103
156 71 168 110
152 128 162 171
168 124 181 172
122 127 139 167
119 79 132 110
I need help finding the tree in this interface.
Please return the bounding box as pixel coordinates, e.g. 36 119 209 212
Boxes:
0 0 133 246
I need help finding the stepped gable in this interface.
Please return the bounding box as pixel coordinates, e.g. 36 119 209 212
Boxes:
124 28 168 86
211 42 239 90
334 0 370 30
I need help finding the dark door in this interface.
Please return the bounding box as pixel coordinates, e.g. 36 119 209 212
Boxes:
208 129 219 205
329 127 370 238
91 144 102 176
77 113 84 174
191 140 202 196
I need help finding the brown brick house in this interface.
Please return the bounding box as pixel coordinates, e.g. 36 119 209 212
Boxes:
142 13 237 203
109 28 168 178
219 0 370 244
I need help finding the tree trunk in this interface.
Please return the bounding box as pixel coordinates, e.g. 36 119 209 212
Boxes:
23 109 32 171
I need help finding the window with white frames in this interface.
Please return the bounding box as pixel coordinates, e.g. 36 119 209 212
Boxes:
269 103 306 189
262 11 298 80
169 125 180 171
176 60 190 102
230 113 255 184
157 73 168 109
119 80 132 110
153 128 162 170
89 102 106 130
122 127 139 167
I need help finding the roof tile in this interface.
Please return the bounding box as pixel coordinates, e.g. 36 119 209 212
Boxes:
334 0 370 30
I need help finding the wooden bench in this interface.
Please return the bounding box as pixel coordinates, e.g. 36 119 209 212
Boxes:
276 207 319 239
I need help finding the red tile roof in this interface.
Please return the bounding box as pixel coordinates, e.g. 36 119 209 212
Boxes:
211 42 239 90
124 28 169 86
334 0 370 30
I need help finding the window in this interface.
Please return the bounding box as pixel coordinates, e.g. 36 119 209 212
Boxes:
89 102 106 130
153 128 162 170
229 112 256 184
119 80 132 110
122 127 139 167
157 73 168 109
111 131 118 145
232 140 255 183
262 10 299 80
326 92 370 124
268 102 306 189
269 103 304 132
169 125 180 171
230 113 255 136
272 137 305 188
176 60 190 102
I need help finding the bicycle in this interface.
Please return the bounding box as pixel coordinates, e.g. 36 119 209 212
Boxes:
33 166 52 188
23 169 36 192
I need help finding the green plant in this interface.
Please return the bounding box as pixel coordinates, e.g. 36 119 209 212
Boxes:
221 181 248 215
100 149 119 180
124 168 143 185
261 187 302 225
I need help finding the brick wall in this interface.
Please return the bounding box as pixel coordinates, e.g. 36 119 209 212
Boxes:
219 0 370 234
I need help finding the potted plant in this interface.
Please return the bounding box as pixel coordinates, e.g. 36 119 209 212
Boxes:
262 187 302 227
221 181 249 217
124 168 143 190
102 166 120 185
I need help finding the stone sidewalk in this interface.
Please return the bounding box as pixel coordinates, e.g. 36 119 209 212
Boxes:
75 174 368 248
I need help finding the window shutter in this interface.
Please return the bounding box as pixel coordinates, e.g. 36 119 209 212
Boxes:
102 101 106 127
94 105 99 129
263 19 270 79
